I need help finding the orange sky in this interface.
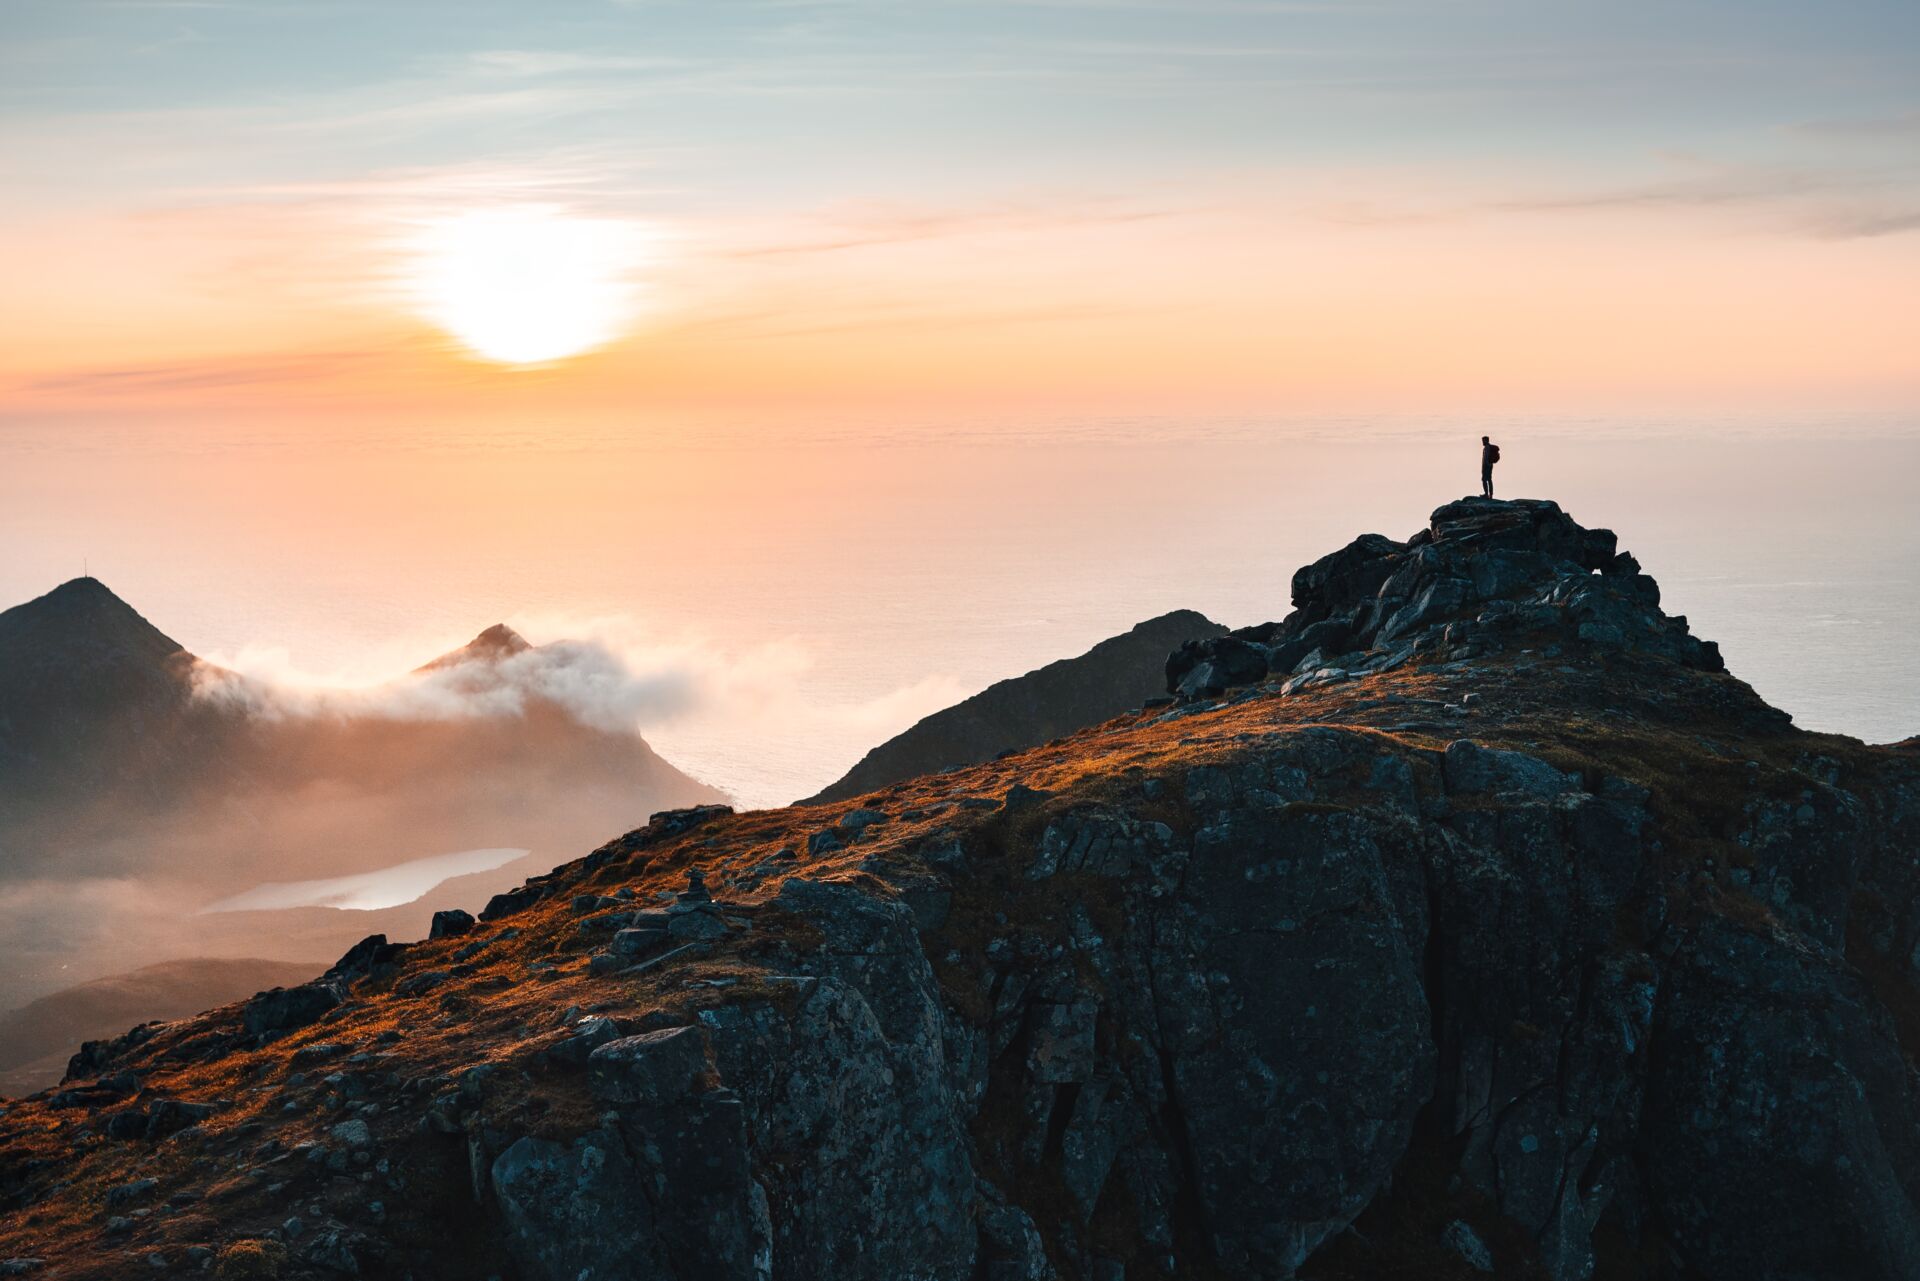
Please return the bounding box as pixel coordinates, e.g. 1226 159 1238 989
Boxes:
5 184 1916 421
3 1 1917 424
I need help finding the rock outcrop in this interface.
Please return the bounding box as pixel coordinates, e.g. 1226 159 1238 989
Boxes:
1166 497 1720 701
3 499 1918 1281
804 609 1224 804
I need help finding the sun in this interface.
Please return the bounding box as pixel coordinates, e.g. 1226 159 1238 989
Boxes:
406 206 649 366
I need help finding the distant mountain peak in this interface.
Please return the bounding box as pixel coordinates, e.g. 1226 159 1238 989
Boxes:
0 576 185 663
470 623 532 656
416 623 533 673
48 575 115 598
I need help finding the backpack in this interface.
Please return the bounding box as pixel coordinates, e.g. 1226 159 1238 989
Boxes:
1487 444 1501 464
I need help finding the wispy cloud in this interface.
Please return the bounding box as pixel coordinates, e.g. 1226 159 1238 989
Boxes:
719 198 1178 259
1491 160 1920 239
28 349 379 395
1808 207 1920 239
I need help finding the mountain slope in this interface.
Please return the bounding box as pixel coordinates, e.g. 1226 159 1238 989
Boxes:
0 588 727 1067
803 608 1224 804
4 499 1919 1281
0 959 324 1099
0 578 212 807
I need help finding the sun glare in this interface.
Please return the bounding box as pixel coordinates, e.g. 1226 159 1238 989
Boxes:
406 206 649 366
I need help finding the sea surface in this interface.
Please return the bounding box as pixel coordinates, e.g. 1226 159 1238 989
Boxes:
4 411 1916 808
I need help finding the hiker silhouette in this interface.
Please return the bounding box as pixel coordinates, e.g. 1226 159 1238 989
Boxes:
1481 435 1500 498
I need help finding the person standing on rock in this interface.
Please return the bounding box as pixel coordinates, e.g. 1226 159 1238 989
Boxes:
1480 435 1500 498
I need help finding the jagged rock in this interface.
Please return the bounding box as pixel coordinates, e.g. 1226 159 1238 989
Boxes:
1292 532 1406 615
479 885 546 922
1165 634 1270 699
429 909 474 939
546 1016 622 1066
242 983 340 1038
1200 498 1725 700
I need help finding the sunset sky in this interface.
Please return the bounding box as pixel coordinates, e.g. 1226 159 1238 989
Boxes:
4 0 1918 423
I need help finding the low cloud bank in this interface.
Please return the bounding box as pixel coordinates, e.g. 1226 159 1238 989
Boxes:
188 618 973 806
192 634 698 734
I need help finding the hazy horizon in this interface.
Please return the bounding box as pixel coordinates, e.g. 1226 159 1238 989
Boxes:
6 415 1916 812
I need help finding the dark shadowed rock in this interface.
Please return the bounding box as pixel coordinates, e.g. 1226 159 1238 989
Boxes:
241 983 340 1039
804 610 1224 804
1166 497 1724 700
1164 634 1269 699
428 909 474 940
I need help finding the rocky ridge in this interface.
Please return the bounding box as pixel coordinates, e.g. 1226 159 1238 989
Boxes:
3 498 1919 1281
805 608 1224 805
1164 497 1722 702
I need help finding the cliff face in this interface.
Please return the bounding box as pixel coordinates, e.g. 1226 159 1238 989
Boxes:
4 499 1920 1281
804 609 1225 805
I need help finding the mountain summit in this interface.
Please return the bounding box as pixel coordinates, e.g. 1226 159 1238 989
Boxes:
0 577 185 663
416 623 534 673
1163 495 1724 703
4 498 1919 1281
0 577 198 790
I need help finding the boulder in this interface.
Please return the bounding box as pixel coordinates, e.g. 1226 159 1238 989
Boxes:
429 909 474 939
242 983 340 1039
1165 634 1270 698
1291 532 1406 614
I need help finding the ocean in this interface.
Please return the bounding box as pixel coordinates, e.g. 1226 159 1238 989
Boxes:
4 412 1916 808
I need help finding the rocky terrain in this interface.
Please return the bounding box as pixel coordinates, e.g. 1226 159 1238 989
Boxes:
0 961 325 1100
805 609 1224 805
3 496 1918 1281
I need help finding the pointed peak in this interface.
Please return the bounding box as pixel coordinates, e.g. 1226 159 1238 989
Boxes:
48 575 119 599
0 577 186 662
469 623 532 656
415 623 533 673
